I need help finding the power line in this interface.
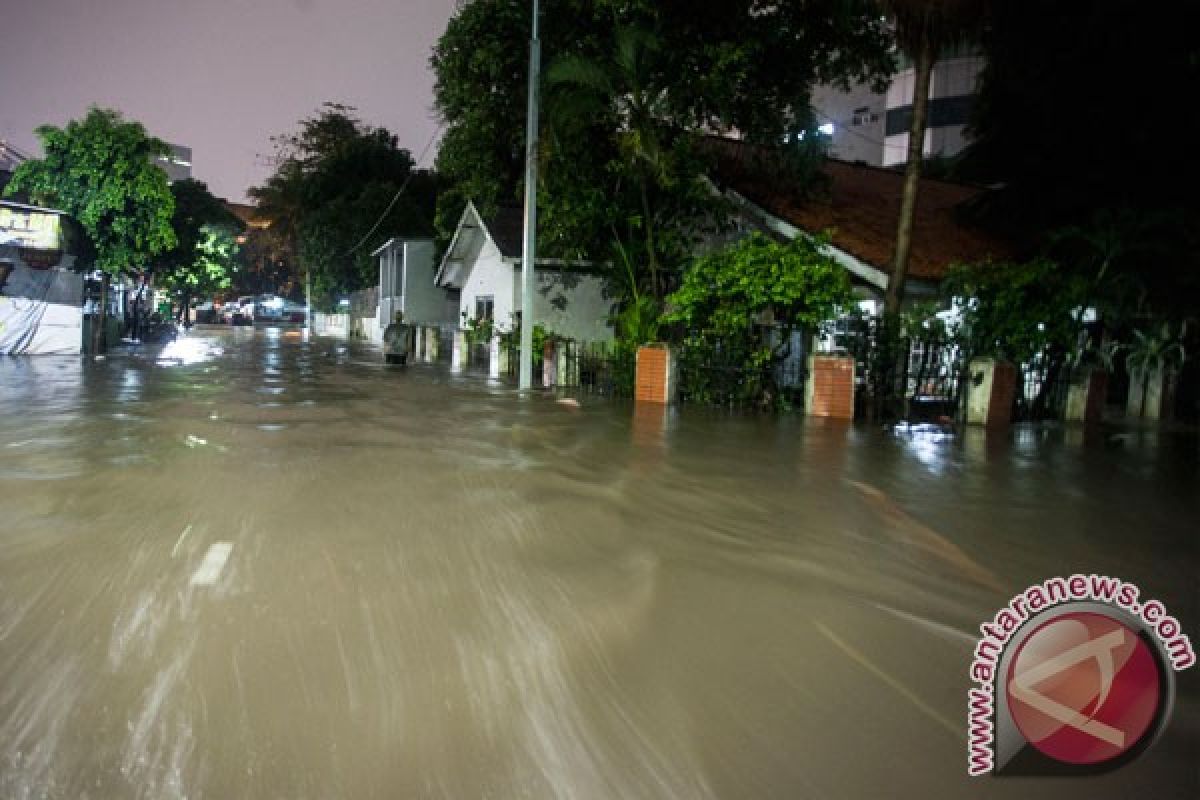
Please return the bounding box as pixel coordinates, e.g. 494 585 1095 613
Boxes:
344 122 444 256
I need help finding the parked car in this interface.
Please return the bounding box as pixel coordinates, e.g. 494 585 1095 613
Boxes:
284 301 308 324
237 296 257 322
194 301 218 324
220 303 251 326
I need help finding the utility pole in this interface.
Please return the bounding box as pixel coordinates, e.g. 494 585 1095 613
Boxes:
518 0 541 390
305 269 312 331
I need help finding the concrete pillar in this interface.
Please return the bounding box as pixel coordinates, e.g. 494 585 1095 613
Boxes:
1065 368 1108 424
496 336 511 375
452 329 467 372
966 358 1017 427
557 339 575 387
425 326 439 362
543 340 557 388
1127 366 1164 420
489 335 501 379
804 354 855 419
413 327 425 362
635 344 677 404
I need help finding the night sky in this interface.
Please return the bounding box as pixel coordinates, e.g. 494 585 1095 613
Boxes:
0 0 455 202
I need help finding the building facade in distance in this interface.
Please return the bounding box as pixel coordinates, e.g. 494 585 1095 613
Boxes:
154 142 193 182
811 49 984 168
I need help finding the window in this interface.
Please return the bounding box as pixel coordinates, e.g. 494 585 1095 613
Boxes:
885 95 974 136
852 106 871 126
475 295 494 321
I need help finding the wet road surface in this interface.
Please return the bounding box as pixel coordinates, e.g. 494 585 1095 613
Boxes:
1 327 1197 798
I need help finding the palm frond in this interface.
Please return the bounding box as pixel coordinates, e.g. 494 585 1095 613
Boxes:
546 56 614 95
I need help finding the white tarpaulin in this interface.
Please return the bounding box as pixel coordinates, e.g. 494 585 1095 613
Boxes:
0 264 83 355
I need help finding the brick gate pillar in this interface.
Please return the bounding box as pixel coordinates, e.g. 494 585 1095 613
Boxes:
804 354 855 419
635 344 677 404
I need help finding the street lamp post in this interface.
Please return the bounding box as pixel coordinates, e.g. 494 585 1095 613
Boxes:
518 0 541 390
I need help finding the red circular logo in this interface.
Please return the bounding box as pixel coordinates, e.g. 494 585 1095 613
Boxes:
1006 612 1162 765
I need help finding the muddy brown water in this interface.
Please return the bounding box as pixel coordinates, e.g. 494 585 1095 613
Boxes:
1 327 1196 798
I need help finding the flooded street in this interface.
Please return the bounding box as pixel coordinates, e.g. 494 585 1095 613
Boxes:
1 326 1196 798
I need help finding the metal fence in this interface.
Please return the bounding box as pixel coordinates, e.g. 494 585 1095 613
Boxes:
676 333 808 410
839 314 1077 422
1014 346 1071 422
574 341 635 397
839 315 965 421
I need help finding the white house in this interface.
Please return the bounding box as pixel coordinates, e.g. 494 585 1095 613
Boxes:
372 237 457 331
435 201 613 344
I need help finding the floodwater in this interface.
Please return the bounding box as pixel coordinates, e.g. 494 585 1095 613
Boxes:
1 326 1196 799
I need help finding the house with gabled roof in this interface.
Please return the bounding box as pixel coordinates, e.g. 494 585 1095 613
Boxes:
435 201 614 343
703 137 1018 310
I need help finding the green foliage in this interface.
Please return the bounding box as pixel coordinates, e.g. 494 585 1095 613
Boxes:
152 179 240 302
194 227 238 292
460 312 494 346
498 321 559 357
611 294 661 348
430 1 893 300
958 1 1200 318
942 259 1087 363
4 107 176 276
250 104 438 307
159 224 239 301
1125 322 1188 378
665 233 854 339
663 233 854 406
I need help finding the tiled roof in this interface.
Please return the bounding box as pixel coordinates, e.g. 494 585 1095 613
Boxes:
224 201 269 229
706 137 1018 282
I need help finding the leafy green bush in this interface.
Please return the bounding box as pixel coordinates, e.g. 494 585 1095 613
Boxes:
460 312 493 346
663 233 854 406
941 259 1087 363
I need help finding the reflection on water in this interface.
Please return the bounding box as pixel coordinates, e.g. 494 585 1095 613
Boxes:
0 328 1196 799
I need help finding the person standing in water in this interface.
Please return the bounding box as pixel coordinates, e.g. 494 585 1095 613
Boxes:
383 311 411 365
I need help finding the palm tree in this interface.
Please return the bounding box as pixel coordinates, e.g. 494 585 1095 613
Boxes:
1125 322 1187 419
883 0 982 313
547 26 672 298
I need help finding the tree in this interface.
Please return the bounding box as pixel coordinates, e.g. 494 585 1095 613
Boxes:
546 25 708 298
4 108 176 352
158 224 240 324
957 0 1200 320
146 179 241 332
1125 323 1188 419
250 104 438 308
431 0 892 310
881 0 982 314
663 233 854 406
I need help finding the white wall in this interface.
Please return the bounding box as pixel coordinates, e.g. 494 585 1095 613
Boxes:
814 55 984 167
458 236 517 331
402 240 454 328
312 312 349 338
459 258 614 343
526 270 614 344
0 264 83 355
883 56 983 166
810 82 888 166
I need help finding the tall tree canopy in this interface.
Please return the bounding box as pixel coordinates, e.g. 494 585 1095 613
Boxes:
958 0 1200 318
431 0 893 299
153 179 242 319
250 104 439 307
3 107 176 276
